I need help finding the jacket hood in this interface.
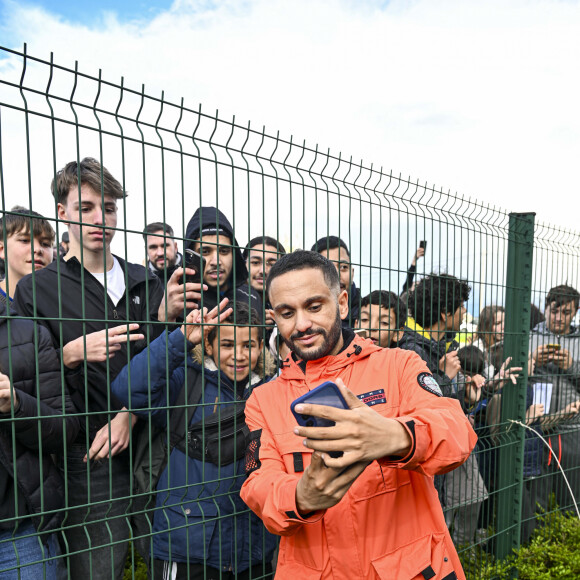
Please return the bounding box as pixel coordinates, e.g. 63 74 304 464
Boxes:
279 332 382 382
147 252 183 279
185 206 248 288
398 327 456 354
191 343 276 383
533 320 580 338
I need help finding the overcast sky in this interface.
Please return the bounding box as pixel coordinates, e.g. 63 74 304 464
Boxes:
1 0 578 233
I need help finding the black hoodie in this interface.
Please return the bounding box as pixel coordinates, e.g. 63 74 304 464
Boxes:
185 207 262 315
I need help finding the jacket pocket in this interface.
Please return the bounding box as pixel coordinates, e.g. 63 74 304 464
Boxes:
275 560 322 579
351 462 412 502
371 532 456 580
154 496 219 561
277 431 313 474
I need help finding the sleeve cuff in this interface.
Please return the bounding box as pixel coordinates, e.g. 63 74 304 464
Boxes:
378 418 417 467
278 479 325 524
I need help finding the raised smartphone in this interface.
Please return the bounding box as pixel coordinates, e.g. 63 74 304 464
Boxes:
291 382 348 458
183 248 206 284
291 381 348 428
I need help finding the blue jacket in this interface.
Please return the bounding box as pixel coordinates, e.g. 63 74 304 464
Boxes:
112 328 277 571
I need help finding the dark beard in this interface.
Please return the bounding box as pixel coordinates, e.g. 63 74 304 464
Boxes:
284 307 343 361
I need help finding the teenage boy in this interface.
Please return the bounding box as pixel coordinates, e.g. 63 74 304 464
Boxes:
240 250 476 579
400 273 471 397
243 235 286 295
0 206 54 303
13 158 171 579
184 206 262 315
311 236 360 328
529 284 580 512
112 299 277 579
243 235 286 327
356 290 406 348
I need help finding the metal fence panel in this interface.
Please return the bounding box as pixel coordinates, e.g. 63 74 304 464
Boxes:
0 44 579 579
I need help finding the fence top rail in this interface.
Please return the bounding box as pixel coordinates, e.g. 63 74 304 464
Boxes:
1 43 578 242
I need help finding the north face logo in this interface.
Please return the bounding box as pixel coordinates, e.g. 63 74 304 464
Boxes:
132 296 141 305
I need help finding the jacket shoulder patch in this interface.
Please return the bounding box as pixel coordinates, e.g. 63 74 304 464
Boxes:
417 372 442 397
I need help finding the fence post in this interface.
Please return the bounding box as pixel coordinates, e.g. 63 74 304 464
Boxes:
495 212 535 563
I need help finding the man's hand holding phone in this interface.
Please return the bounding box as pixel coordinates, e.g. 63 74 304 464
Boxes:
158 267 207 322
293 378 412 466
534 344 572 370
292 378 412 514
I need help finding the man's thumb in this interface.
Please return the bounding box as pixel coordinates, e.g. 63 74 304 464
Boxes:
334 377 362 409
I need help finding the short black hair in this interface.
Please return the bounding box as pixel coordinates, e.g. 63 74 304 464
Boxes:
242 236 287 260
545 284 579 311
360 290 407 328
266 250 340 298
143 222 174 241
206 301 261 345
311 236 350 258
410 274 471 328
457 345 486 377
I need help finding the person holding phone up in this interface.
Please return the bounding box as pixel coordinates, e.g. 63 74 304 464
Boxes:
529 284 580 513
240 250 477 580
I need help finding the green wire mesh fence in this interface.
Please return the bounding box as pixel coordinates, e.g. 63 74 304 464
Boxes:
0 44 579 579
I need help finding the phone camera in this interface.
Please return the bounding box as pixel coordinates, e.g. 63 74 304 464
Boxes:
306 419 314 427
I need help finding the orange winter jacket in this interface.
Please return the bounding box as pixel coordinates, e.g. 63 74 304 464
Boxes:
240 334 477 580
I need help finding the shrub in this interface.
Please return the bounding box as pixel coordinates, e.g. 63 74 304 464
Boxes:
458 510 580 579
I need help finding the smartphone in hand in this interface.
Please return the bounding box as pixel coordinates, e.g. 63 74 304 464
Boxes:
183 249 206 284
291 381 348 457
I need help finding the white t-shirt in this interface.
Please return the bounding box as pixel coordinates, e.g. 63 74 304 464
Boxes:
92 257 126 306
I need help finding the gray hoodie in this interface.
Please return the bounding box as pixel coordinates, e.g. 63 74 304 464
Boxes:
529 321 580 421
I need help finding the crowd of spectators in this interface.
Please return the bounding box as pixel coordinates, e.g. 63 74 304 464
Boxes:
0 156 578 578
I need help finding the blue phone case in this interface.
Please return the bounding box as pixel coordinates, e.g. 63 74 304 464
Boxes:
290 381 348 428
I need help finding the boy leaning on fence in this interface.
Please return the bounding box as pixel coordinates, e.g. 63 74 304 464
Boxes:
0 209 80 579
112 298 277 580
12 157 185 579
529 284 580 512
0 206 55 303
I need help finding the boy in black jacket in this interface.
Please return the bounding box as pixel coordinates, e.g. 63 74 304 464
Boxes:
13 158 178 579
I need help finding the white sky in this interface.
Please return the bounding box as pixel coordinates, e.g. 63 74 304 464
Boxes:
0 0 578 305
1 0 578 224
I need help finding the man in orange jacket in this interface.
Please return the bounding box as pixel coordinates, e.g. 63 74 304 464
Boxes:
240 250 477 580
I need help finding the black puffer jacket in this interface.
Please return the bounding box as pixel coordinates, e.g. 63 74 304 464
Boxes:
185 207 262 315
0 303 80 532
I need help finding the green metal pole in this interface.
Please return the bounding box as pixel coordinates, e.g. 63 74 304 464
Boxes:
495 212 535 566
